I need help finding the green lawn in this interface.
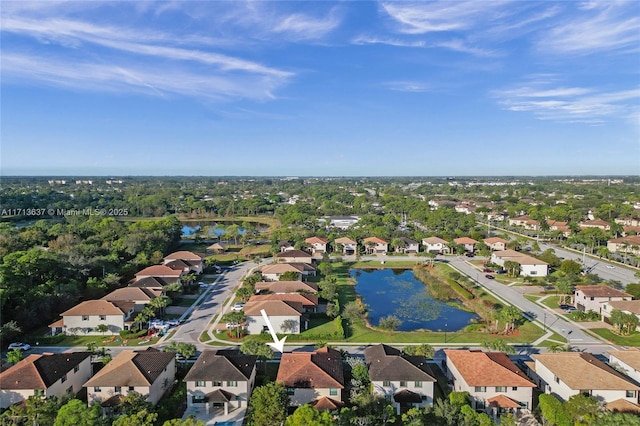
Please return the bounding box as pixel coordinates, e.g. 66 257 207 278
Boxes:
172 296 197 307
33 334 159 348
540 295 561 309
523 294 540 303
591 328 640 346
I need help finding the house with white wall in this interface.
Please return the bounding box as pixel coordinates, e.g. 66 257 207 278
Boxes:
0 352 92 409
50 300 135 336
444 350 535 417
574 285 631 314
608 350 640 385
243 300 305 335
364 237 388 255
454 237 478 253
184 350 257 417
305 237 329 257
277 347 344 407
483 237 508 251
334 237 357 256
528 353 640 404
85 348 176 406
163 250 204 274
602 300 640 330
364 344 436 414
422 237 450 254
491 250 548 277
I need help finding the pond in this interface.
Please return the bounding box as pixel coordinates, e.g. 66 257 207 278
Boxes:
352 269 478 332
180 221 248 237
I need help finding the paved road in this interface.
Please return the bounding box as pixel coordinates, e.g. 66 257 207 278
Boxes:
447 257 602 345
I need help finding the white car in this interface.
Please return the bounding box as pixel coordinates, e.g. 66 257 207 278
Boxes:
8 342 30 351
231 303 245 311
606 265 615 269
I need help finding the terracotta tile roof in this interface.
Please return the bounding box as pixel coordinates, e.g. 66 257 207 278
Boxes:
0 352 91 390
488 394 521 408
580 219 611 227
164 259 190 270
305 237 328 244
249 293 318 307
422 237 448 245
532 353 640 391
493 250 548 266
61 300 131 316
454 237 478 245
364 344 436 382
163 251 202 261
334 237 356 245
399 237 418 245
184 349 256 382
609 235 640 245
276 250 312 259
243 300 304 317
310 396 344 411
606 399 640 414
609 349 640 371
575 285 631 298
445 350 534 387
254 281 318 294
483 237 508 244
135 265 183 277
129 276 172 288
364 237 388 245
608 300 640 315
493 249 522 257
84 348 174 387
277 347 344 389
102 287 159 302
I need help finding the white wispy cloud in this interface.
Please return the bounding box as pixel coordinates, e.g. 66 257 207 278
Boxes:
494 81 640 123
537 2 640 54
272 10 341 40
383 81 431 93
380 1 510 34
351 35 426 47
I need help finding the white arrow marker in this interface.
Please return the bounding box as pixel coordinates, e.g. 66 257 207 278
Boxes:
260 309 287 353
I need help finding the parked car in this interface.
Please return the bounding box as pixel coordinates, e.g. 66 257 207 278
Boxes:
562 306 578 313
495 269 506 274
165 319 181 326
8 342 30 351
559 304 571 310
485 274 495 280
465 252 475 257
482 268 493 273
214 266 222 273
606 265 615 269
231 302 245 311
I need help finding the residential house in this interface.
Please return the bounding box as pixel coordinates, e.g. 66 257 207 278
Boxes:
444 350 535 417
254 281 318 295
163 251 204 274
243 300 305 335
483 237 508 251
206 243 226 254
607 236 640 255
455 204 476 215
260 263 315 282
129 276 179 290
528 353 640 404
396 237 419 254
363 237 388 255
277 347 344 407
275 250 313 264
579 219 611 231
508 215 539 230
135 265 184 281
305 237 329 257
334 237 357 256
184 349 257 416
546 220 571 237
50 300 135 336
574 285 632 314
616 217 640 227
248 293 320 313
487 212 506 222
602 300 640 330
85 348 176 406
454 237 478 253
0 352 92 409
101 287 161 312
605 398 640 415
491 250 548 277
278 241 295 252
364 344 436 414
608 349 640 384
422 237 450 254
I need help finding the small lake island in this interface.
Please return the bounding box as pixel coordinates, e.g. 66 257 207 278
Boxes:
352 268 478 332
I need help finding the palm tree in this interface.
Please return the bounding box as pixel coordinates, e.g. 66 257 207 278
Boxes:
149 295 171 319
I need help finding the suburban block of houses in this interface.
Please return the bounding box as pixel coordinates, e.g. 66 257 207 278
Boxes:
84 348 176 406
528 353 640 405
444 349 536 417
574 285 632 314
0 352 92 409
607 235 640 255
183 349 257 416
491 250 549 277
163 250 204 274
101 287 161 312
276 347 345 407
364 344 436 414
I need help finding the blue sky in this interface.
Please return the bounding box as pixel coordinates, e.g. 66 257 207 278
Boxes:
2 1 639 176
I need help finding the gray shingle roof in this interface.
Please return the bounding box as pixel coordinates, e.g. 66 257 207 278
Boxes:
184 350 257 382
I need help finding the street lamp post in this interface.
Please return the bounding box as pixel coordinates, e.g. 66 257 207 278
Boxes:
543 313 546 332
